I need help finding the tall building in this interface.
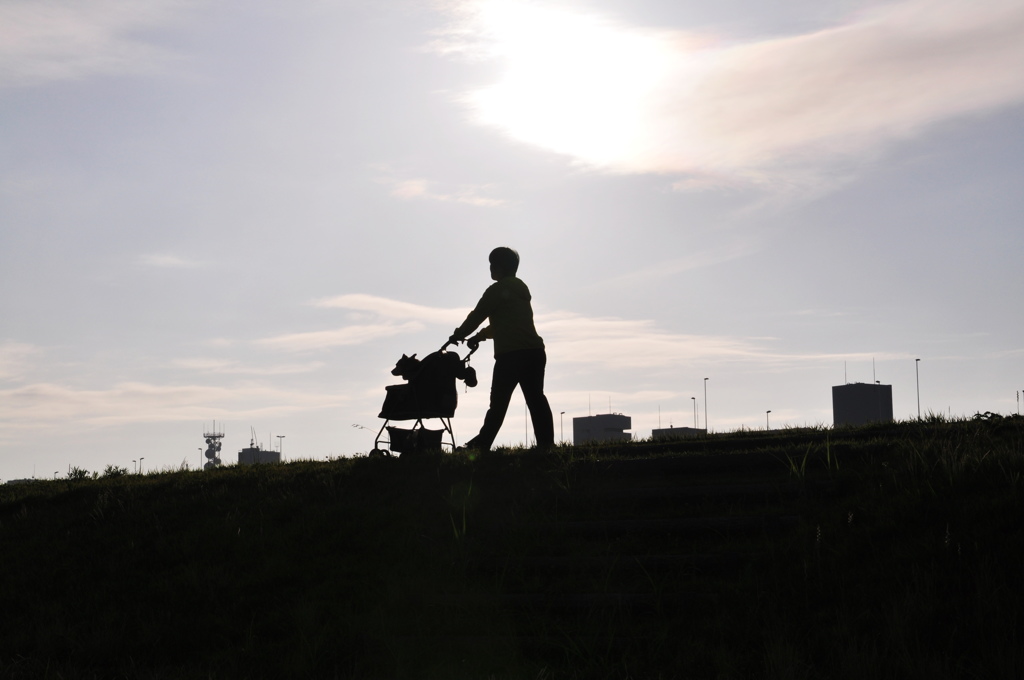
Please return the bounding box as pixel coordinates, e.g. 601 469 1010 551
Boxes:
573 414 631 445
832 383 893 426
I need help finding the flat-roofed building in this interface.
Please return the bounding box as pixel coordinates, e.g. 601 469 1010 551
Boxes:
573 414 631 445
651 426 705 440
238 446 281 465
832 383 893 426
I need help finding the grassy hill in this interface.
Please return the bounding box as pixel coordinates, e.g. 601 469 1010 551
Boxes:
2 416 1022 679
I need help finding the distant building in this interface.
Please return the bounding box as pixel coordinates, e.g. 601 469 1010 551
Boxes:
4 478 37 485
573 414 631 445
238 444 281 465
651 426 705 440
832 383 893 426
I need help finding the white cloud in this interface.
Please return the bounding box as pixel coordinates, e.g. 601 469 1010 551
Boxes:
0 0 190 88
303 294 900 369
539 311 911 371
174 358 326 375
0 342 40 381
586 238 759 288
139 253 205 269
270 290 905 372
256 322 425 352
312 293 470 324
251 294 471 353
441 0 1024 189
382 176 507 207
0 381 348 429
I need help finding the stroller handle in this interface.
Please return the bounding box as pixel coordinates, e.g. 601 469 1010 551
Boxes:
441 340 478 360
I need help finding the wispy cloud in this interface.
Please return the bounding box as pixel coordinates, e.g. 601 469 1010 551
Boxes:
0 0 190 88
383 177 506 207
312 294 470 324
0 342 40 381
139 253 205 269
439 0 1024 190
540 311 912 371
302 293 898 369
586 238 759 288
256 322 425 352
0 381 348 428
540 313 760 367
253 294 471 353
174 358 326 375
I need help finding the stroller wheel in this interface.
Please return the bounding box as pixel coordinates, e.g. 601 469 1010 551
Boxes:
368 448 391 459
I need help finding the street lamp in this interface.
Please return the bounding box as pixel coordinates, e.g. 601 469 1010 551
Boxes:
132 459 137 474
198 448 203 470
277 435 285 457
915 359 921 420
766 410 772 431
691 397 696 428
560 412 565 444
704 378 709 432
139 458 145 474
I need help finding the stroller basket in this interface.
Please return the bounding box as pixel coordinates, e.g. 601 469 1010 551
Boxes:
386 426 444 454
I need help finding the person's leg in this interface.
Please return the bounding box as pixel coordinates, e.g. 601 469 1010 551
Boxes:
519 348 554 450
466 353 518 451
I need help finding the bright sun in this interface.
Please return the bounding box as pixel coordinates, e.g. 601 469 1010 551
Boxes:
463 1 686 168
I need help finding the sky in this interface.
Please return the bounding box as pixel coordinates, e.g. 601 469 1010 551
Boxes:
2 0 1023 480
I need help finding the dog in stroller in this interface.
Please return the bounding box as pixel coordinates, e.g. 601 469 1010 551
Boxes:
369 344 478 458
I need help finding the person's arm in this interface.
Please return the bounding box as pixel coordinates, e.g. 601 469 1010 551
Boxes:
449 285 498 343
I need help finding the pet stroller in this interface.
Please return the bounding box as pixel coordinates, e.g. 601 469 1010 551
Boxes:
368 343 478 458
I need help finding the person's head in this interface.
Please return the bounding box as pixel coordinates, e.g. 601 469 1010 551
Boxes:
488 247 519 280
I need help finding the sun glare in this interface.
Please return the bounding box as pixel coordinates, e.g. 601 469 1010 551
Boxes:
463 1 688 167
449 0 1024 185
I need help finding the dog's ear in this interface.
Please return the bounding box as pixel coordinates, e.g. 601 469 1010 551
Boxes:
410 354 417 360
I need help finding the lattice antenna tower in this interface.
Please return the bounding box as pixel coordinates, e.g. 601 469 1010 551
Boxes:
203 420 225 471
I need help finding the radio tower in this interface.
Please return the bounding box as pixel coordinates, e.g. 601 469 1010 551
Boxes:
203 421 225 471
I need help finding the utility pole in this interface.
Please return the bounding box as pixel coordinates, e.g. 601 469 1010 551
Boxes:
915 359 921 420
704 378 709 432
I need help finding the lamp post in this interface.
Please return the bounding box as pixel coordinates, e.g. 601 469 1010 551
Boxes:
704 378 709 432
915 359 921 420
139 458 145 475
132 459 137 474
560 412 565 444
766 410 771 431
691 397 696 428
277 435 285 457
198 448 203 470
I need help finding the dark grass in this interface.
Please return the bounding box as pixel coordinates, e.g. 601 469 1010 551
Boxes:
1 416 1023 679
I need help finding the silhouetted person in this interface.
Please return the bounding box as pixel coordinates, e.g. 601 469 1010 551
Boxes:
449 247 554 453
